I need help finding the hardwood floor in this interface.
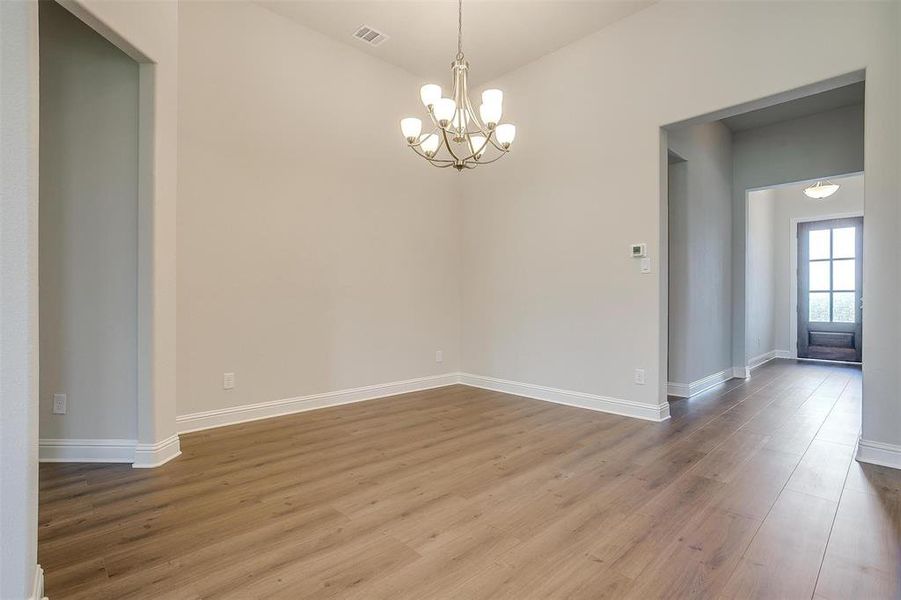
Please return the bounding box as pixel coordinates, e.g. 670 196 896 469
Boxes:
39 360 901 599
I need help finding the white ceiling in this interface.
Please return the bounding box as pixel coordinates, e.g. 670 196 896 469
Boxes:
256 1 655 86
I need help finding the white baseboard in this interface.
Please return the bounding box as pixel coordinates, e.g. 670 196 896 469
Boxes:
133 434 182 468
30 564 45 600
39 438 136 463
855 436 901 470
460 373 670 422
733 366 751 379
176 373 461 434
39 434 181 468
749 349 792 370
667 367 733 398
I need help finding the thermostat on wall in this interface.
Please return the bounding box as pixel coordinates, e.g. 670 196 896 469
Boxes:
630 243 647 258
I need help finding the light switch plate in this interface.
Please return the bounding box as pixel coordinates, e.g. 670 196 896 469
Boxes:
640 257 651 273
223 372 235 390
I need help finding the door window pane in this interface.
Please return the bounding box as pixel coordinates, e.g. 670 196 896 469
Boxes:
809 261 830 290
832 227 856 258
833 292 855 323
832 259 855 291
809 292 830 322
809 229 830 260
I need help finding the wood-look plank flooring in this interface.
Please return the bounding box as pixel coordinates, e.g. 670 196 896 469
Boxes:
39 360 901 599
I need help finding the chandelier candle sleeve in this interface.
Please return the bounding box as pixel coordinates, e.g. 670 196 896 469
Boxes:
399 0 516 171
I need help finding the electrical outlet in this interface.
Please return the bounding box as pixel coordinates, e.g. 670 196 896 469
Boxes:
435 350 443 363
634 369 646 385
223 372 235 390
52 393 67 414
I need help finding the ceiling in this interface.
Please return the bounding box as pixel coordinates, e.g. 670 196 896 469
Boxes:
721 82 865 132
256 1 655 86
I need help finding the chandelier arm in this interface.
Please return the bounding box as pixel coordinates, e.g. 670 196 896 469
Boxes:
440 128 463 164
467 151 508 165
484 134 511 153
454 132 491 163
406 124 444 149
408 144 455 165
425 108 444 131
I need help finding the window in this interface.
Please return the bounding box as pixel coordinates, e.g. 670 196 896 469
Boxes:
808 226 855 323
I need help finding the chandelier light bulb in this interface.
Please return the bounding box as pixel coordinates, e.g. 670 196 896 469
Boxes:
481 89 503 108
420 84 442 108
803 180 840 199
400 117 422 142
420 133 440 156
479 103 502 127
495 123 516 148
433 98 457 126
470 135 487 159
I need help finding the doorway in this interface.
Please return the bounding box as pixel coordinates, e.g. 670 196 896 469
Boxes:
797 217 863 362
663 76 865 399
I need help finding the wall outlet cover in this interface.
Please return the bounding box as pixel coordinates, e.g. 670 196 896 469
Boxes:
634 369 646 385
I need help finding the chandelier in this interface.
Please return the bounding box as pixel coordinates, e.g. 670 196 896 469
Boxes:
399 0 516 171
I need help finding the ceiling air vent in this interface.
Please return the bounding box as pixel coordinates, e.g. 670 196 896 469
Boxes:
352 25 389 47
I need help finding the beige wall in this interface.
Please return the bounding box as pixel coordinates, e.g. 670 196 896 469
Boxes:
1 0 40 595
176 1 461 416
39 0 139 441
460 0 899 451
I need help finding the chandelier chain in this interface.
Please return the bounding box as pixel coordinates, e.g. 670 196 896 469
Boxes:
456 0 463 60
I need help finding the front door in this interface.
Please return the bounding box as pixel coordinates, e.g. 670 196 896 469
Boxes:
797 217 863 362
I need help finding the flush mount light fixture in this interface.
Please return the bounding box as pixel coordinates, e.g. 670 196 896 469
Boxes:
803 180 840 199
399 0 516 171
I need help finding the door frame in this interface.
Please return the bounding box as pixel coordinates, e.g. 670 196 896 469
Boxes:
790 210 864 360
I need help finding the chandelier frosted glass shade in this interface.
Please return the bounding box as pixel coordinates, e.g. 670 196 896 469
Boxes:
401 61 516 170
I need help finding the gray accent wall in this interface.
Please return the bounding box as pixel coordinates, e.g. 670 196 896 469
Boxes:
667 122 734 385
39 0 140 441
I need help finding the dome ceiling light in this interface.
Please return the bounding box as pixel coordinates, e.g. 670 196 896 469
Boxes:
803 180 840 199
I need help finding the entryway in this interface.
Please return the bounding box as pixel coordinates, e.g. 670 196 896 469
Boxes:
797 216 863 362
